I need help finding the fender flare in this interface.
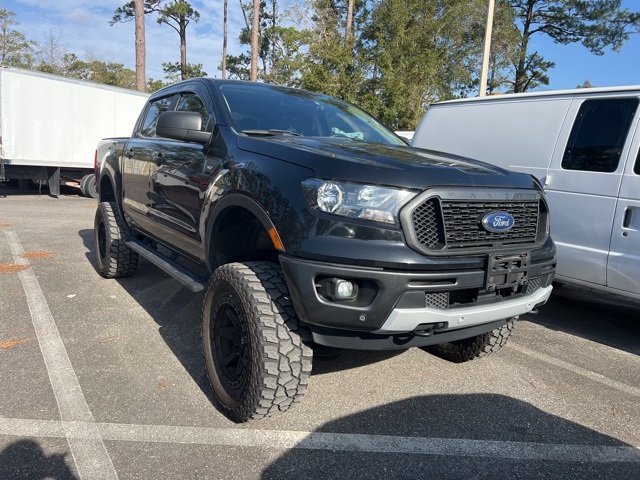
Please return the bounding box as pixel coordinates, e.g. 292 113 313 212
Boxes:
204 193 283 268
98 166 124 215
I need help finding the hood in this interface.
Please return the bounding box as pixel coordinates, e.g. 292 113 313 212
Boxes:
236 136 537 190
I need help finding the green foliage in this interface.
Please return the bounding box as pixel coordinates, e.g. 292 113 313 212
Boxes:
577 79 594 89
53 53 137 88
297 0 368 103
223 1 310 85
6 1 640 124
111 1 163 25
224 53 252 80
0 9 36 67
155 0 200 34
356 0 491 129
147 77 168 92
162 61 206 82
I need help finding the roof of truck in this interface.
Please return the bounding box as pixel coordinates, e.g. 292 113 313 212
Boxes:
433 85 640 106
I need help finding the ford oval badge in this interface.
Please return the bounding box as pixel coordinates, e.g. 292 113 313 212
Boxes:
482 212 515 233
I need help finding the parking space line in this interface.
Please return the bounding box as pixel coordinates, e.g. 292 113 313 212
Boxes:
509 343 640 398
0 417 638 463
5 231 119 480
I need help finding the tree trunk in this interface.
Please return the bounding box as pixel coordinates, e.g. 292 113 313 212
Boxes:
250 0 260 81
222 0 228 79
513 42 528 93
134 0 146 91
345 0 354 40
513 1 534 93
180 18 187 80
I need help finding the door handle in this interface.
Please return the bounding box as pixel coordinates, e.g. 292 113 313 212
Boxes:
623 208 632 228
152 151 165 166
124 148 134 158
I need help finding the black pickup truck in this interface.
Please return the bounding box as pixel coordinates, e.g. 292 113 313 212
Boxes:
94 78 556 422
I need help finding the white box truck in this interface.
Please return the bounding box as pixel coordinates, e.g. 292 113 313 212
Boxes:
411 86 640 302
0 66 148 196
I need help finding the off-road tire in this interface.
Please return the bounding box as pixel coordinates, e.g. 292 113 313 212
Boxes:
94 201 138 278
202 262 313 423
424 319 516 363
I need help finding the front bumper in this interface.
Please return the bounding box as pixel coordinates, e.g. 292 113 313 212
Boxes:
279 253 555 341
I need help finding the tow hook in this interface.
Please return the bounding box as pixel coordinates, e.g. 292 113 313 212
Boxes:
412 322 446 337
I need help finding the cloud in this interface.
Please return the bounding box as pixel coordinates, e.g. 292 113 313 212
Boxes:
64 8 94 24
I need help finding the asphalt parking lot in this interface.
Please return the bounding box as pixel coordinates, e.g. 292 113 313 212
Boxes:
1 183 639 479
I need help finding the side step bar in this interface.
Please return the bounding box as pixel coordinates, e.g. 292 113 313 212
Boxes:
125 239 207 293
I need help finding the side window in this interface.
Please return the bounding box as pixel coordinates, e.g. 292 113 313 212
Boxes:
139 96 172 137
175 92 212 132
562 98 638 173
635 145 640 175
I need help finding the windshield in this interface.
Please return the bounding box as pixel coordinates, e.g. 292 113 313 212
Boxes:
218 83 405 146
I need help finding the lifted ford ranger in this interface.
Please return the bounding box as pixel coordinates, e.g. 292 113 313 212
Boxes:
95 79 556 422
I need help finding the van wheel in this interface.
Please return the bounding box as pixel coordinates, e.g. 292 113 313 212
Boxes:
202 262 313 423
94 201 138 278
424 319 516 363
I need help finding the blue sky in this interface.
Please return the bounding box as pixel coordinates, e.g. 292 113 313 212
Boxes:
4 0 640 92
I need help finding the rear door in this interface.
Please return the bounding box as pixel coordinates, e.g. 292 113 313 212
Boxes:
607 118 640 297
547 95 639 286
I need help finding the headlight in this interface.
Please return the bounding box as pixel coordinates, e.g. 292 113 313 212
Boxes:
302 178 416 225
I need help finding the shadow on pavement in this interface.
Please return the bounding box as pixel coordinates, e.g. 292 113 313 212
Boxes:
0 440 77 480
79 229 400 413
261 394 640 479
531 284 640 356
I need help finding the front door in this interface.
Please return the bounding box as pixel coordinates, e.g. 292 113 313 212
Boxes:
148 91 218 259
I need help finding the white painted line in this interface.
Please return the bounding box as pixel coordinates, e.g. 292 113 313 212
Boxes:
0 417 638 463
5 231 118 480
509 343 640 398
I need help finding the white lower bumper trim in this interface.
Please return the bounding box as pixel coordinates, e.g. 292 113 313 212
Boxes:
373 285 553 334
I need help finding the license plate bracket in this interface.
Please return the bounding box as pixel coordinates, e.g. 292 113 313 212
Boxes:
486 253 529 291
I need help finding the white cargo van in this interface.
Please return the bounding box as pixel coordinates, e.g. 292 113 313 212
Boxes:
412 86 640 301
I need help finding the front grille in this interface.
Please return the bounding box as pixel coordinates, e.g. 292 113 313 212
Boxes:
442 201 539 249
411 198 445 250
404 190 546 255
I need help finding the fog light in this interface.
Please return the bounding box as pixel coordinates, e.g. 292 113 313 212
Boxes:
331 278 357 300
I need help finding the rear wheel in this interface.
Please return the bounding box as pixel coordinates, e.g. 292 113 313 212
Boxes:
80 174 98 198
94 201 138 278
424 319 516 363
202 262 312 422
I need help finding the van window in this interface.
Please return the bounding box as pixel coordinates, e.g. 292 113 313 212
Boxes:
562 98 638 173
635 146 640 175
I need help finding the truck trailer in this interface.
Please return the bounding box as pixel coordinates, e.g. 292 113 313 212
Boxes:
0 66 148 196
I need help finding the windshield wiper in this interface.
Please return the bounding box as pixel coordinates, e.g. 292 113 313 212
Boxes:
241 129 302 137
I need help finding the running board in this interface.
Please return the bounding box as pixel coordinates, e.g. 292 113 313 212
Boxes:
125 239 207 293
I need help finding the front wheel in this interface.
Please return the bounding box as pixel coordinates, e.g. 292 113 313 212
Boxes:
201 262 313 422
424 319 516 363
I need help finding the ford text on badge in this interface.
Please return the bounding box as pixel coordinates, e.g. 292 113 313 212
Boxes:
482 212 515 233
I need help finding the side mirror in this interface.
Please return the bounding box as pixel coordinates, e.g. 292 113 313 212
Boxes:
156 111 212 144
